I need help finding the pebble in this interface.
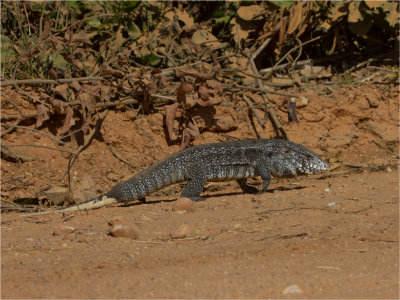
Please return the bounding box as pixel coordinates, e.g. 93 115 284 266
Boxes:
170 224 190 239
327 202 336 207
33 132 41 139
172 197 194 214
62 152 72 159
108 216 139 239
282 284 303 295
53 225 76 236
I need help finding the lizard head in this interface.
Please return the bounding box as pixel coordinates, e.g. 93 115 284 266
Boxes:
268 140 329 177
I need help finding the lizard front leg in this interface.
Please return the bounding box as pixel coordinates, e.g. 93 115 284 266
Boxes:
237 162 271 194
256 161 271 194
237 178 259 194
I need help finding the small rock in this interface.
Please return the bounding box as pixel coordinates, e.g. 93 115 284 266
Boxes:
108 216 139 239
109 224 139 239
108 216 124 226
282 284 303 295
327 202 336 207
170 224 190 239
62 151 72 159
72 173 96 203
33 132 41 139
172 197 194 214
53 225 76 236
297 95 309 108
106 172 119 182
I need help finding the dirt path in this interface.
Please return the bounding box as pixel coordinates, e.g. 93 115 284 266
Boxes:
2 170 398 298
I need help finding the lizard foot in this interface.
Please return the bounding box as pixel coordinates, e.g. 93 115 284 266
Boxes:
188 196 206 202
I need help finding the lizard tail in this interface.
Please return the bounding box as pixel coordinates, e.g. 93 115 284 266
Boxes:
22 194 119 216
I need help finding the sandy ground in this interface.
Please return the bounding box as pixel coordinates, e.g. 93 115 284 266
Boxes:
1 171 399 298
1 83 399 298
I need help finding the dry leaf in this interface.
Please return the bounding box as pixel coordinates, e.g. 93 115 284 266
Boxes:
192 30 221 48
198 85 209 100
187 122 200 138
60 107 75 136
79 93 96 134
177 82 193 103
100 85 112 102
38 19 52 43
181 37 202 53
165 102 179 141
81 84 100 99
287 2 304 35
71 30 92 45
50 98 65 114
195 98 215 107
54 84 69 101
184 93 197 109
68 81 80 92
237 5 262 21
36 104 50 128
206 80 223 93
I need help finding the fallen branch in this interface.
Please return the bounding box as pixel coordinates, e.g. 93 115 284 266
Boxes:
107 141 136 169
242 94 265 129
60 110 109 183
265 36 322 77
0 76 104 87
1 94 175 121
247 48 287 139
221 69 295 87
222 83 296 98
1 123 71 147
1 143 75 154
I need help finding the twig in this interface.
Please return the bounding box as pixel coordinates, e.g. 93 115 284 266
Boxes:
292 37 303 69
252 38 272 60
259 46 384 75
1 118 23 136
221 69 295 87
1 143 75 154
1 94 175 122
242 94 265 129
265 36 322 77
0 77 104 87
60 110 109 181
1 205 36 212
222 83 296 98
107 141 135 168
345 58 375 74
0 176 24 185
247 48 287 139
1 123 71 147
1 113 37 121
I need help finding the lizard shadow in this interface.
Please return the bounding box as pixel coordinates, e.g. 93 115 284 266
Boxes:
207 185 306 199
119 185 306 207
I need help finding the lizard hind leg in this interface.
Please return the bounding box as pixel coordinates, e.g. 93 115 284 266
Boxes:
237 178 259 194
180 176 207 202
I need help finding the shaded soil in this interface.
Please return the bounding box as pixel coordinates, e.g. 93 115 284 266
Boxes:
1 82 399 298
